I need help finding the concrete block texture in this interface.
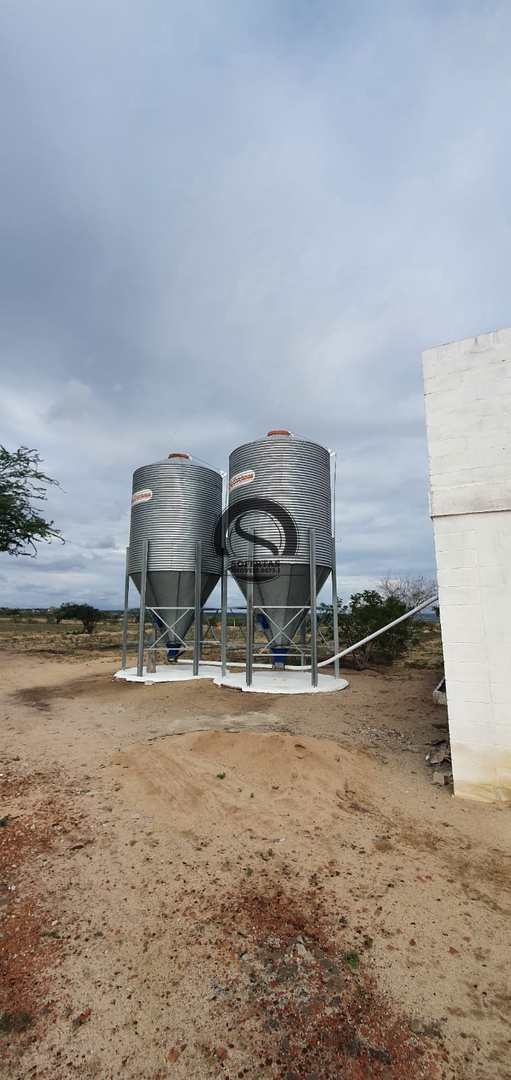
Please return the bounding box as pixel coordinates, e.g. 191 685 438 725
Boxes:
424 328 511 519
423 329 511 803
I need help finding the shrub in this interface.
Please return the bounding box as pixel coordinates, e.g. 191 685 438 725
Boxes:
338 590 422 668
57 602 100 634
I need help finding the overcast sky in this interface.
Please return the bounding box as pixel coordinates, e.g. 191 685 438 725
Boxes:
1 1 510 608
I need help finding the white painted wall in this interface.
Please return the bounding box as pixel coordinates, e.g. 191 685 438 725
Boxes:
423 328 511 802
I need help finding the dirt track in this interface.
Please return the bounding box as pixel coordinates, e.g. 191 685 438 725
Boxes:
1 652 510 1079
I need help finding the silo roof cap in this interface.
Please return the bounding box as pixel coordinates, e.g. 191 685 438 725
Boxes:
266 429 292 436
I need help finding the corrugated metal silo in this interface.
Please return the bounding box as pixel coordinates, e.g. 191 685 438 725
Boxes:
227 430 333 662
128 453 222 659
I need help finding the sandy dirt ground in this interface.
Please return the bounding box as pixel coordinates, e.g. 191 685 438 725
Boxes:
1 651 510 1079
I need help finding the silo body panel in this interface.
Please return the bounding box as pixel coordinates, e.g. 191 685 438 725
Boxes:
128 458 222 651
228 434 333 653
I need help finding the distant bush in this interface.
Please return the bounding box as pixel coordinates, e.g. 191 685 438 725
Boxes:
338 590 422 668
57 602 100 635
3 607 23 623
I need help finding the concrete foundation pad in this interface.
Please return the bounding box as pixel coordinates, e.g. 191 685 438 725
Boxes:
114 664 216 684
214 670 349 695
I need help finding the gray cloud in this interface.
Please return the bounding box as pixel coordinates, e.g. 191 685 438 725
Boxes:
1 1 510 607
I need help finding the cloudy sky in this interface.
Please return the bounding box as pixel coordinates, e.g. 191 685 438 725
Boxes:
1 1 510 609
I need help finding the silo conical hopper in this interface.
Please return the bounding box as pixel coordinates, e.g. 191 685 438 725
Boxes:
227 431 333 666
128 453 222 662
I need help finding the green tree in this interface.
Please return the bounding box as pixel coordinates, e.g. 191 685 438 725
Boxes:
58 602 100 634
0 446 62 556
338 590 422 668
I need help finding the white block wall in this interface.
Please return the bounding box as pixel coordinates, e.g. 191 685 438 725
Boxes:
423 328 511 802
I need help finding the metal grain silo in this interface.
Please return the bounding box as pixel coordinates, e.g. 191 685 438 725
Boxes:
127 452 222 669
227 430 333 665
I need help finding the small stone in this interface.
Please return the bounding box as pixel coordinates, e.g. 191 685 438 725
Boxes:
295 939 314 962
72 1007 91 1026
373 837 393 852
427 742 450 766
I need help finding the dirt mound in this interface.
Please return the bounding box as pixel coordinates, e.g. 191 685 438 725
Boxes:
117 730 377 833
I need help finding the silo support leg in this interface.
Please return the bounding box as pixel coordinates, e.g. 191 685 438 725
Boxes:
309 529 318 688
299 618 306 665
220 553 228 678
121 546 130 671
331 538 340 679
193 541 202 677
137 539 149 678
246 538 254 687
